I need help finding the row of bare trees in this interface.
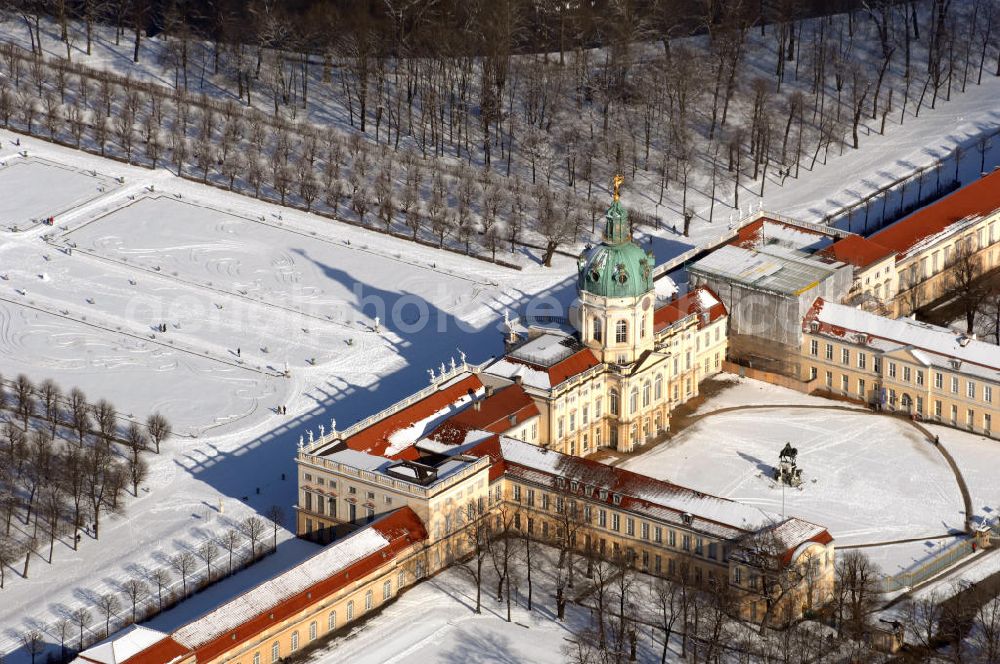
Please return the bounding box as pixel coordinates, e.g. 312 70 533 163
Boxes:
0 372 171 586
0 40 587 266
3 0 998 258
17 510 283 663
453 489 1000 662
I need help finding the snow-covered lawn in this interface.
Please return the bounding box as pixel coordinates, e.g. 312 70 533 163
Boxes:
0 157 120 232
691 373 867 413
621 408 964 553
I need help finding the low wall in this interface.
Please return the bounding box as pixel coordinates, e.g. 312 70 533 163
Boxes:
722 360 817 394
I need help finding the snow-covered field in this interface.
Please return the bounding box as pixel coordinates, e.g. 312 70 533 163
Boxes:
0 157 121 231
621 378 971 576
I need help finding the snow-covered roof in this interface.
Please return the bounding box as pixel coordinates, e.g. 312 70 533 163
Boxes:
75 626 169 664
507 332 577 366
485 358 553 389
690 244 843 295
495 437 778 539
173 527 391 648
805 299 1000 373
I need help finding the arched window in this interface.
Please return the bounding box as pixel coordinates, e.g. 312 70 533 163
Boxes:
328 610 337 631
640 314 647 339
270 642 280 663
630 388 638 414
309 621 318 641
383 580 392 600
654 374 663 400
642 381 651 407
592 317 603 342
290 631 299 652
616 320 628 343
609 389 619 416
347 600 355 620
365 589 374 610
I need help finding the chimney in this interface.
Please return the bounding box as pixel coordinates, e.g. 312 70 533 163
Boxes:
513 374 523 386
485 385 495 397
473 400 482 412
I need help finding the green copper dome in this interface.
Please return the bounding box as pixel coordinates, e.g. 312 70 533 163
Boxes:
577 198 654 298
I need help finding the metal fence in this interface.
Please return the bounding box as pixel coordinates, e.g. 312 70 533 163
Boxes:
878 538 974 593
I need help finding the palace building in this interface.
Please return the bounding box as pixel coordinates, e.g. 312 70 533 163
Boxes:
801 297 1000 438
74 189 836 664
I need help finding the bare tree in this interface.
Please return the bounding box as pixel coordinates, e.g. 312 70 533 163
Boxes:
241 516 266 559
949 239 987 334
219 528 241 575
734 524 808 632
146 412 171 454
97 593 121 636
122 577 149 623
38 378 60 437
14 373 35 432
70 388 90 446
198 539 220 581
171 551 197 597
834 549 879 638
151 567 170 610
92 399 116 448
20 629 44 664
266 504 285 550
73 606 92 650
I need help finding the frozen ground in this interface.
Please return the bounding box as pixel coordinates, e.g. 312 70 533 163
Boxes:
621 403 965 574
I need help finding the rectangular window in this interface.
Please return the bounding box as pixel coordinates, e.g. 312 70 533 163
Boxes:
858 378 866 397
655 555 662 573
626 518 635 536
889 362 897 378
968 381 976 399
985 386 993 403
641 522 649 540
935 400 942 417
857 353 866 370
825 343 833 360
541 494 549 511
986 413 992 433
874 356 882 373
917 371 924 386
526 489 534 507
951 404 958 423
682 534 691 551
612 514 620 532
654 526 662 543
841 374 849 392
952 377 959 394
695 538 704 556
903 366 911 382
810 339 818 356
935 372 944 389
668 530 676 547
809 366 817 380
513 485 521 502
825 371 832 387
968 409 975 428
599 510 607 528
841 348 850 364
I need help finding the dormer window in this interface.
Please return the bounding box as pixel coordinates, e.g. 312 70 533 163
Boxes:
612 493 622 506
599 489 609 501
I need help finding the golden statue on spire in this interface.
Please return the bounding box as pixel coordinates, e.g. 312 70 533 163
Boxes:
612 174 624 201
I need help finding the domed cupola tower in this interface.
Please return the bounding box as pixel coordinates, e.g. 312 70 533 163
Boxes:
575 176 656 364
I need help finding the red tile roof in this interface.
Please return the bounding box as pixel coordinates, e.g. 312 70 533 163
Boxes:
869 169 1000 257
820 234 894 268
430 384 539 445
122 508 428 664
505 347 601 387
654 286 728 332
112 638 190 664
343 374 483 459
